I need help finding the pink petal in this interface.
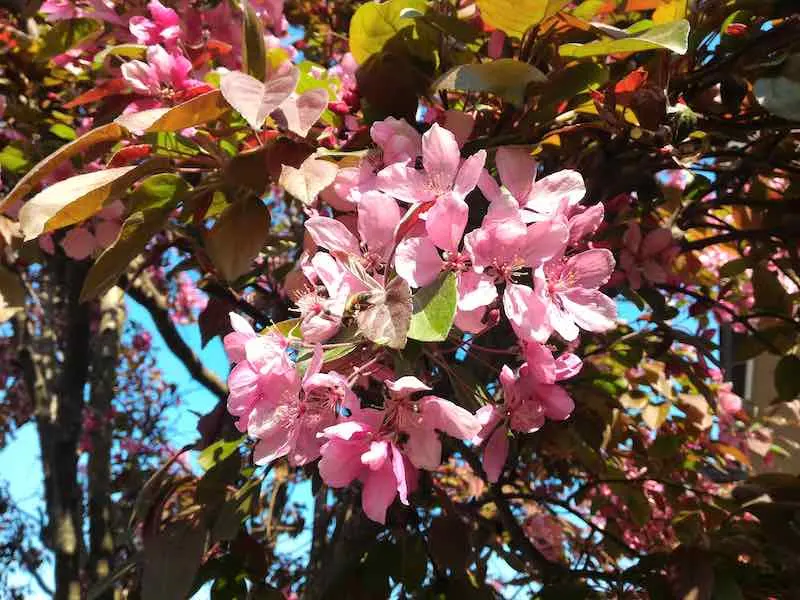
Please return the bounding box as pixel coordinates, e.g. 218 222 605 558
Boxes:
526 169 585 214
420 396 481 440
478 169 502 203
387 376 431 396
546 299 580 342
391 445 410 505
560 288 617 332
361 440 390 470
542 384 574 421
457 270 498 311
422 123 460 193
523 219 568 266
523 342 557 385
503 283 550 343
453 149 486 198
483 426 509 483
425 192 468 252
496 147 536 203
370 117 422 164
319 438 368 487
61 226 97 260
361 459 398 524
376 163 431 204
394 236 443 288
305 216 361 257
564 248 615 289
567 203 604 246
357 190 402 258
404 427 442 470
554 352 582 381
252 428 291 465
622 222 642 253
641 228 674 257
454 306 488 334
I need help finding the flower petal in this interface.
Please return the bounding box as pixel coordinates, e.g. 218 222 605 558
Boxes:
503 283 550 343
306 216 361 257
361 458 398 524
395 236 443 288
425 193 468 252
526 169 586 214
357 190 402 258
483 425 509 483
453 149 486 198
564 248 615 289
420 396 482 440
422 123 460 192
561 288 617 332
496 146 536 203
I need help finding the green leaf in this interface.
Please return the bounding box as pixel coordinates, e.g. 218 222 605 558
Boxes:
37 19 102 61
80 174 186 301
49 123 76 141
115 89 230 134
538 62 609 113
198 436 246 471
129 173 190 211
242 0 268 81
92 43 147 70
775 355 800 402
348 0 427 64
407 271 458 342
559 20 690 58
753 263 790 314
0 145 29 174
433 59 546 106
475 0 568 38
755 54 800 122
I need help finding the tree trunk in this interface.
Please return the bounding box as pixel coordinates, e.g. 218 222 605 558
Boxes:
88 286 125 599
30 258 91 600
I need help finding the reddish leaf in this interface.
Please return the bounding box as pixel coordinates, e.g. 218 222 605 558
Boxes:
63 78 129 108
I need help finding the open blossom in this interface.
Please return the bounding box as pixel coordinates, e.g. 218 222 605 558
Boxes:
121 45 205 111
318 376 481 523
534 248 617 342
129 0 182 48
377 123 486 251
474 344 582 482
618 222 677 289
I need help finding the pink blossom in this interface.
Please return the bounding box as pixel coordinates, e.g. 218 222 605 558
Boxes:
129 0 182 48
474 345 581 482
618 223 676 289
377 123 486 251
533 249 617 342
61 226 96 260
295 252 366 343
121 45 203 110
318 376 480 523
249 346 354 466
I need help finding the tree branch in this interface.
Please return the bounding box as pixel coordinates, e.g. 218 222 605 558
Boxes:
125 272 228 402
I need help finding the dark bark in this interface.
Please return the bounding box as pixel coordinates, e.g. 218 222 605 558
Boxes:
29 258 92 600
87 287 125 599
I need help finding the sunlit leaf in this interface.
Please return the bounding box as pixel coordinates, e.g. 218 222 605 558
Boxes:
408 271 458 342
19 160 167 240
755 54 800 122
115 90 230 134
559 20 690 57
0 123 127 214
433 59 546 106
475 0 568 38
220 69 298 131
349 0 427 64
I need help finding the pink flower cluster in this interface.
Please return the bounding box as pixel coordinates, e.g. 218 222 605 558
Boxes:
224 314 480 523
222 116 618 521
